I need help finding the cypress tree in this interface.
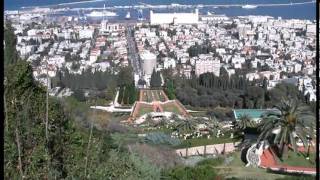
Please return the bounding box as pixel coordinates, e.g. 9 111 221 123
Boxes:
262 78 268 92
150 69 161 88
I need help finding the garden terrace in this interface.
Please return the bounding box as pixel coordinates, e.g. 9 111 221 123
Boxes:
130 89 189 121
136 103 154 117
162 101 185 116
140 89 168 102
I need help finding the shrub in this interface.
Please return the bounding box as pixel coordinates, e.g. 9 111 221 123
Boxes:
196 156 225 167
129 144 181 169
163 164 218 180
106 122 128 133
144 132 181 146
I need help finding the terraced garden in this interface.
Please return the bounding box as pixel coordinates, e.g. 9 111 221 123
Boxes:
136 103 154 117
140 89 168 102
162 102 183 115
131 89 189 119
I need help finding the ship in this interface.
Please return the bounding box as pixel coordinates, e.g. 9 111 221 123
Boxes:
125 11 131 19
86 10 117 17
86 4 117 17
242 4 257 9
197 4 204 8
171 3 181 7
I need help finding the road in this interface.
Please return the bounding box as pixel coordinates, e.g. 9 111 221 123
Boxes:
126 24 141 77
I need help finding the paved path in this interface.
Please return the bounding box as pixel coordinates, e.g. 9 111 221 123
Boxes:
90 105 132 112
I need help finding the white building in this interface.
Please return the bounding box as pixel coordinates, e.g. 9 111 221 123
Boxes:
79 28 94 39
306 24 316 35
18 45 35 57
92 62 110 72
100 20 108 31
101 21 121 32
200 14 229 22
140 50 157 76
27 29 38 36
89 48 101 64
195 58 220 77
163 57 176 69
150 9 199 25
48 55 65 68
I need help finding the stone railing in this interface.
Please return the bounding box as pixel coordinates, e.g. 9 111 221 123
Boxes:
176 142 241 157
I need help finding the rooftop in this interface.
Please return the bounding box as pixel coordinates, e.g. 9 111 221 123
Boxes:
233 109 279 121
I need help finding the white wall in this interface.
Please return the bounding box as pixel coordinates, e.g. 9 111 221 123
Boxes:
150 9 199 25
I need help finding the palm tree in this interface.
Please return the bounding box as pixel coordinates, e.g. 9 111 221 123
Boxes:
144 113 155 127
233 114 256 144
196 118 222 135
173 118 197 158
234 114 256 131
174 118 197 136
153 116 167 127
193 117 221 156
257 99 315 159
170 113 180 122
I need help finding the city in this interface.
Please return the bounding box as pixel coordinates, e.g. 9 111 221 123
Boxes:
3 0 317 179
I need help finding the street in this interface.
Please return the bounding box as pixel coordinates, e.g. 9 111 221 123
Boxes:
126 24 141 77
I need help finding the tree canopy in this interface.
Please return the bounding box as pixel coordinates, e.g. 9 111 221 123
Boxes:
257 99 315 159
4 21 19 66
150 69 162 88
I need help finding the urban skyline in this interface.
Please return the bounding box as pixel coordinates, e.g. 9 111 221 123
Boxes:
3 1 317 179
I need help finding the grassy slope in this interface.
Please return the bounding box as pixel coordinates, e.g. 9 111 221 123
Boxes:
162 103 182 115
214 152 308 180
276 150 316 168
137 104 154 117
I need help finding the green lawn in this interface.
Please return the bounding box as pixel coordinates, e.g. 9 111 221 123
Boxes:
213 152 312 180
152 90 161 101
276 150 316 168
162 103 182 115
137 105 154 117
189 111 208 116
140 90 151 102
158 90 167 102
140 90 167 102
146 90 153 102
142 126 174 134
174 136 238 149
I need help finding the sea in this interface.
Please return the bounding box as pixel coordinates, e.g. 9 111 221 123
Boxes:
4 0 316 21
